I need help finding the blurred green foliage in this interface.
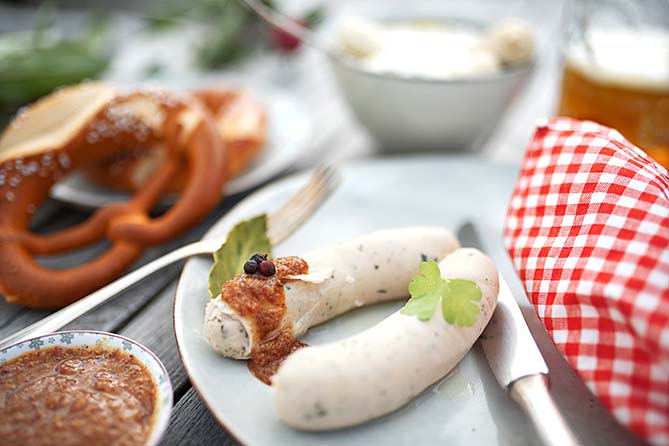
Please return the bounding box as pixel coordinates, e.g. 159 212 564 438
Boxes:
0 7 110 112
147 0 275 69
147 0 323 69
0 0 324 127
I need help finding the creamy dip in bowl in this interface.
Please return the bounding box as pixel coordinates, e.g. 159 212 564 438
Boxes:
338 18 533 80
325 14 535 152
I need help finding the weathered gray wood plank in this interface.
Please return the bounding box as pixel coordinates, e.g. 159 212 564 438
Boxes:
0 302 28 330
160 388 236 446
0 207 92 330
116 281 190 396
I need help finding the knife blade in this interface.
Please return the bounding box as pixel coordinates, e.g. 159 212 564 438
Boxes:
458 222 548 386
458 222 578 446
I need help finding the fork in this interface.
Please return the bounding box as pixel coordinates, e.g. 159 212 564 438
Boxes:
0 165 341 350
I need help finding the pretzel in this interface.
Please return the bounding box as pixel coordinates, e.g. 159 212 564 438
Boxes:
0 83 227 308
84 86 266 193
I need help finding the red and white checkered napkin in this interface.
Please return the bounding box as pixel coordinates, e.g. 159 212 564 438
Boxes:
503 118 669 444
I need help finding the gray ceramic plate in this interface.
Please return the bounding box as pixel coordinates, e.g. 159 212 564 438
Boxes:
51 89 312 209
173 157 631 446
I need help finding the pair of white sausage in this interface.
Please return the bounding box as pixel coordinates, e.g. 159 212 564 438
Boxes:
203 226 498 431
272 247 499 430
205 226 460 359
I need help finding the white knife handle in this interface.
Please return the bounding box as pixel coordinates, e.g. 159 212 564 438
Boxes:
510 374 579 446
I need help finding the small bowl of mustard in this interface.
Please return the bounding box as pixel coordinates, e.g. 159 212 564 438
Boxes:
0 331 173 446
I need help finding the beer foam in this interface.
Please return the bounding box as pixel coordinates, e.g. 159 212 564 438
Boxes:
566 28 669 92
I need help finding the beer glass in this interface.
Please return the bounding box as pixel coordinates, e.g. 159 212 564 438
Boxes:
558 0 669 167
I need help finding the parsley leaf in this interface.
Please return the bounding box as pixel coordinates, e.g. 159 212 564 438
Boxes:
207 214 272 298
441 279 482 327
402 261 448 320
401 260 482 327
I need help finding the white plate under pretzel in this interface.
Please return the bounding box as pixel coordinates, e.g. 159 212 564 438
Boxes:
51 88 312 209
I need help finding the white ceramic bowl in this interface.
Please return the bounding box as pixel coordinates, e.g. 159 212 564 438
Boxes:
330 57 532 152
0 330 173 445
321 0 538 152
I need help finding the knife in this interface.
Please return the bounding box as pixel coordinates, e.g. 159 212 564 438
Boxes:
458 222 578 446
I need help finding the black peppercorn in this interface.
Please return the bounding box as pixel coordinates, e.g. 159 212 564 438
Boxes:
244 260 258 274
251 253 267 264
258 260 276 276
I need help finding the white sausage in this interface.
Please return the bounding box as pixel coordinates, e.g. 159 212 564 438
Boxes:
271 248 498 430
204 226 459 359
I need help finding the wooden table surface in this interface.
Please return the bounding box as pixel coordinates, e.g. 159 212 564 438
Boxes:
0 4 568 445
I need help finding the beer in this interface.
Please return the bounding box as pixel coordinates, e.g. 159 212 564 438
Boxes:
558 29 669 167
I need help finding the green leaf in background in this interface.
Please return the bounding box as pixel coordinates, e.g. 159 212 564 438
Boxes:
0 8 110 112
196 1 250 68
144 4 193 31
143 62 166 79
207 214 272 298
401 260 482 327
145 0 327 69
303 6 326 28
146 0 275 69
